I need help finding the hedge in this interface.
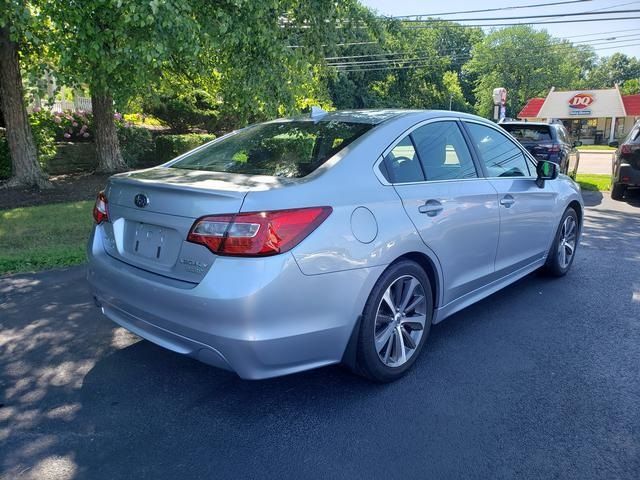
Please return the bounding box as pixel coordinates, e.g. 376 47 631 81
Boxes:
0 131 216 180
154 134 216 164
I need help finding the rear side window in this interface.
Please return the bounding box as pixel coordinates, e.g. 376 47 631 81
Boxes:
502 124 552 142
170 120 373 178
412 121 477 180
466 122 532 177
382 136 424 183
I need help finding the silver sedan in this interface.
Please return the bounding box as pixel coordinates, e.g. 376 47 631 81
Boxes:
88 109 583 382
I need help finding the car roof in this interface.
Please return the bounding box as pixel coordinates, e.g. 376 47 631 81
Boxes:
286 109 422 125
501 121 554 128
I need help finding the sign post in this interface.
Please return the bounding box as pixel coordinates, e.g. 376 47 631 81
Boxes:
492 88 507 122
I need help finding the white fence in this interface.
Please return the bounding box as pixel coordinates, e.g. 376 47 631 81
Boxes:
30 96 93 113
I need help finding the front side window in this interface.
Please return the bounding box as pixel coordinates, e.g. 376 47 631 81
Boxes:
411 121 477 180
170 120 373 178
465 122 532 178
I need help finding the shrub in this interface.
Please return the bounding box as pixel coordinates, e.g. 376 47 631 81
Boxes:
0 130 10 180
143 90 219 133
154 134 216 164
0 111 57 179
117 124 155 168
44 109 94 142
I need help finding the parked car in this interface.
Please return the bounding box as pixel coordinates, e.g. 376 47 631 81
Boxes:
500 121 581 178
609 119 640 200
88 109 583 382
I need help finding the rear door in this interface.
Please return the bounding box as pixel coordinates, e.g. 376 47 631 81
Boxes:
463 121 558 277
381 120 500 305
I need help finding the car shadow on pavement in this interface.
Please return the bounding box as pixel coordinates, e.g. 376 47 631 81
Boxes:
581 190 603 207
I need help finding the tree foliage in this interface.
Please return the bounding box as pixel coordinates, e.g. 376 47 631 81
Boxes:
464 26 595 118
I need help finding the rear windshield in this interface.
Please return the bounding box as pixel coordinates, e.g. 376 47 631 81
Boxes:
502 124 553 142
169 120 374 178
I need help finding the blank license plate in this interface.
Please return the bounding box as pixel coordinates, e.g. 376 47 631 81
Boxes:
132 223 167 260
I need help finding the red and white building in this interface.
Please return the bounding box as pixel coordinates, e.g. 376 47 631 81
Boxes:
518 87 640 145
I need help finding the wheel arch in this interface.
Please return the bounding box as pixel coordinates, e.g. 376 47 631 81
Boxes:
341 250 442 370
393 252 441 309
567 199 583 229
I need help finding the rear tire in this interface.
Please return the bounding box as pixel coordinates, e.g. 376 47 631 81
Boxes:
611 182 626 201
543 208 579 277
354 260 433 382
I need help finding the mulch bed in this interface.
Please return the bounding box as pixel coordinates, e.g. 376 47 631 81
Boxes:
0 173 111 210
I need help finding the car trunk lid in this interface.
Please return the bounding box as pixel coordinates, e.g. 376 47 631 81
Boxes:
100 168 253 283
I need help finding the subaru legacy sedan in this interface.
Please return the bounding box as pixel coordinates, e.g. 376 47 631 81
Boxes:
88 109 583 382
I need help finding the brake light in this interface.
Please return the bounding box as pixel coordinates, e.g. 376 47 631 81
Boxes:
187 207 332 256
539 144 561 152
620 144 640 155
93 191 109 224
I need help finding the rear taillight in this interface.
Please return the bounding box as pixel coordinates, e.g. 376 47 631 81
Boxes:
187 207 332 257
620 144 640 155
539 144 561 152
93 191 109 224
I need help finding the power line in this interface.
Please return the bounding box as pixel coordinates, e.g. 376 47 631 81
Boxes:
389 1 592 19
562 27 640 38
397 9 640 23
404 15 640 28
330 41 640 73
324 33 640 61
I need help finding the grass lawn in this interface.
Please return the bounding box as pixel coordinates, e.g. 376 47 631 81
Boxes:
575 174 611 192
577 145 616 151
0 200 94 275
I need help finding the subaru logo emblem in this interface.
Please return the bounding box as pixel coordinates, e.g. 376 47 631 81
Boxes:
134 193 149 208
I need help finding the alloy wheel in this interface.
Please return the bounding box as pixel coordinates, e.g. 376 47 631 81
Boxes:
557 215 577 269
374 275 427 367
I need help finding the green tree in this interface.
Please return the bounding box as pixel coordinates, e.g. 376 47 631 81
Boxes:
0 0 51 188
325 19 481 111
44 0 205 172
464 26 593 118
620 78 640 95
45 1 368 169
586 53 640 90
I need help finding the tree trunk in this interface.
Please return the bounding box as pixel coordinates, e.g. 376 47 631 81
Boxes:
0 26 50 189
91 92 127 173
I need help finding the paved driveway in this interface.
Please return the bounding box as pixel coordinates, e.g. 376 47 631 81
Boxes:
577 151 614 175
1 192 639 480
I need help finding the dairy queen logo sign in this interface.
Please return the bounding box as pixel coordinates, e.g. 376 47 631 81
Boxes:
568 93 594 116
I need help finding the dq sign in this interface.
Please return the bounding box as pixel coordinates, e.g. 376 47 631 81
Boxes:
568 93 594 116
568 93 594 110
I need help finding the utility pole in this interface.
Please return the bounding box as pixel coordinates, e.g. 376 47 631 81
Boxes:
449 94 453 111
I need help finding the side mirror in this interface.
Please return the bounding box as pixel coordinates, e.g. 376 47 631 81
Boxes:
608 141 619 148
535 160 558 188
573 140 582 148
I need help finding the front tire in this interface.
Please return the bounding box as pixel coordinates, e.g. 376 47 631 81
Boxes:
611 182 626 201
354 260 433 382
543 208 579 277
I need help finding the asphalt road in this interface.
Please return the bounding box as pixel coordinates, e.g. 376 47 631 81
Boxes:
1 191 639 480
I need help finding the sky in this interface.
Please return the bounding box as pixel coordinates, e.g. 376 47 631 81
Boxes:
360 0 640 58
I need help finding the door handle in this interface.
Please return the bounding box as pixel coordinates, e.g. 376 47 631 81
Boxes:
418 200 443 217
500 194 515 208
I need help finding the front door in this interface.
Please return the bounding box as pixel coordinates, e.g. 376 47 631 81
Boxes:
463 121 558 276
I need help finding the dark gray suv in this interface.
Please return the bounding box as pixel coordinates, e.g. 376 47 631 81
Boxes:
500 121 581 178
609 120 640 200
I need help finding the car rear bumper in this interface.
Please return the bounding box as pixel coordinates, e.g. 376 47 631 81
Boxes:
87 226 382 379
616 164 640 186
